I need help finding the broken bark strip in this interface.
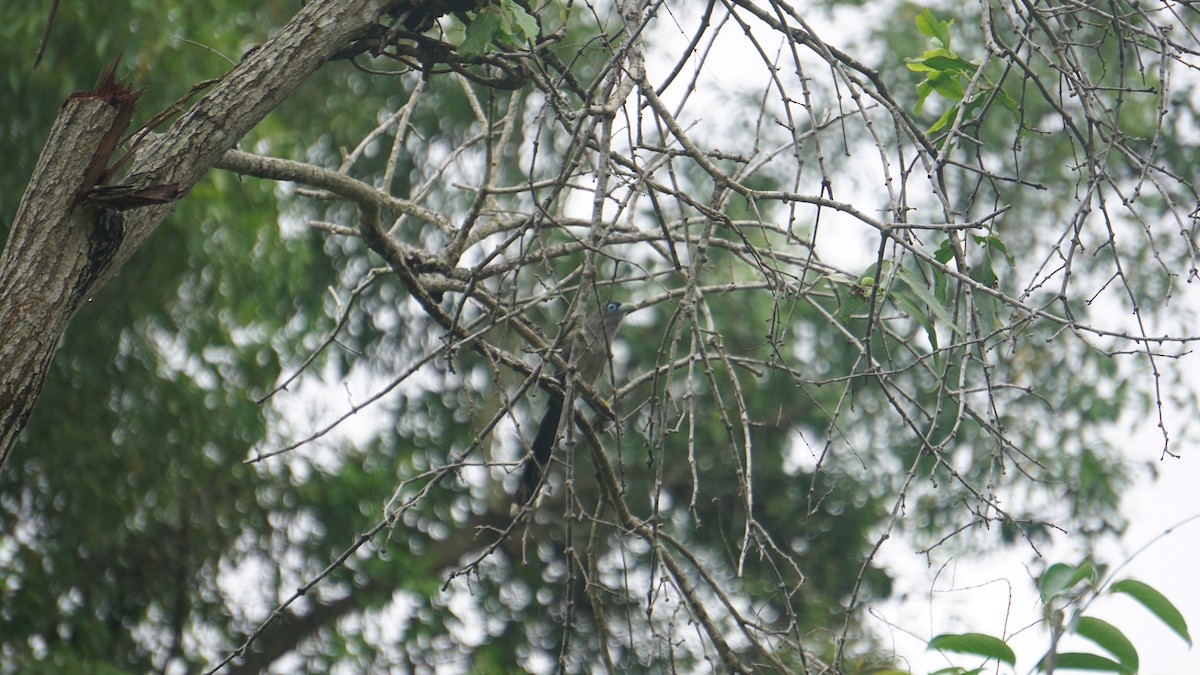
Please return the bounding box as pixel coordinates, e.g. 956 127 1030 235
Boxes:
69 60 144 199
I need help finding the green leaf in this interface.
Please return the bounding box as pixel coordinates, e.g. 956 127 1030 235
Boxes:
982 234 1016 267
821 272 860 290
934 238 956 264
972 288 1003 333
460 10 502 56
927 633 1016 666
928 71 965 101
931 265 950 307
894 265 963 336
972 261 998 288
891 289 939 353
915 8 953 50
915 81 935 113
831 265 877 325
927 104 960 134
906 48 960 71
922 54 978 75
1075 617 1138 671
960 95 986 125
995 87 1020 115
1040 561 1095 603
1038 652 1130 673
500 0 539 43
1110 579 1192 646
840 292 866 326
857 262 881 288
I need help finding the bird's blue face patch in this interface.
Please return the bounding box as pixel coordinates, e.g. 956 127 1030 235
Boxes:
606 301 620 313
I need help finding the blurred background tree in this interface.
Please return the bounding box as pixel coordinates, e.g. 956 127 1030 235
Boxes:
2 1 1196 673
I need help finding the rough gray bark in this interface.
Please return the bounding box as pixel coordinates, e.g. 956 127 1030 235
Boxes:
0 0 403 470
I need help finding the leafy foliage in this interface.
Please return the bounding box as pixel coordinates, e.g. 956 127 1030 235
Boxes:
906 9 1018 137
2 1 1198 673
458 0 539 56
888 559 1189 674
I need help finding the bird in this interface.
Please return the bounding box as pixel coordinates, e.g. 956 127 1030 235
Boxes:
513 301 632 507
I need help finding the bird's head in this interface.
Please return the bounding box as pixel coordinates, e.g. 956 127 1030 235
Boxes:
601 301 633 329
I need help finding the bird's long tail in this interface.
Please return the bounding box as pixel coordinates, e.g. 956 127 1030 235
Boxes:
514 397 564 506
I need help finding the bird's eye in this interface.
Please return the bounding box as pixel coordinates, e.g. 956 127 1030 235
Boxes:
607 302 619 312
